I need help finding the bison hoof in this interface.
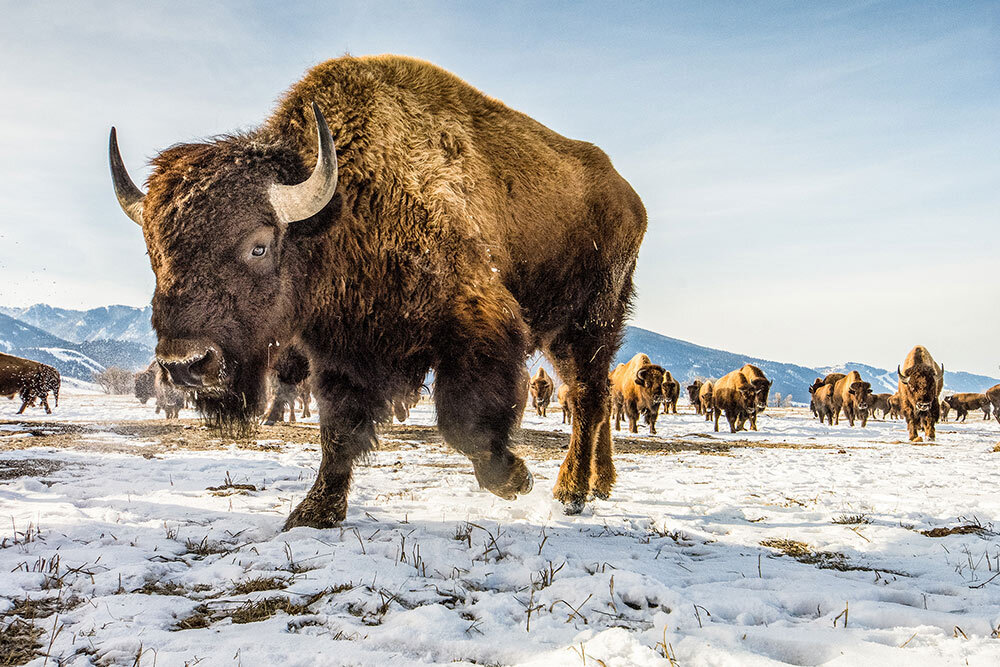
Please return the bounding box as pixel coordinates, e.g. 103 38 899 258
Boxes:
589 490 612 501
283 493 347 531
562 499 586 515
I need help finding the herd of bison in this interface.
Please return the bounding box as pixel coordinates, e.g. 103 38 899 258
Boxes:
4 343 998 446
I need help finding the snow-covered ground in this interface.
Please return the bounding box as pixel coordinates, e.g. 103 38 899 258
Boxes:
3 392 1000 665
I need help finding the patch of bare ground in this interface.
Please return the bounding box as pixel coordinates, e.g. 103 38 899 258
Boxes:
3 417 845 459
0 459 64 481
760 538 908 576
174 591 327 630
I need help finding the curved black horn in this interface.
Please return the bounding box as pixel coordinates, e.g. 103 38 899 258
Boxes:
108 127 145 225
897 365 909 384
269 102 338 224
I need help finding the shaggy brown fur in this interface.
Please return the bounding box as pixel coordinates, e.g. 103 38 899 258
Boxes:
738 364 772 431
832 370 873 427
264 345 311 425
943 393 991 422
0 352 60 414
529 368 555 417
889 393 902 420
661 371 680 414
686 380 703 414
557 383 572 424
112 55 645 523
610 353 665 434
712 369 756 433
898 346 943 442
813 384 837 425
698 380 714 421
134 362 157 405
868 393 892 419
154 367 185 419
986 384 1000 425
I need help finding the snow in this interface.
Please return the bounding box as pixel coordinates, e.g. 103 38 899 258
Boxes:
3 392 1000 665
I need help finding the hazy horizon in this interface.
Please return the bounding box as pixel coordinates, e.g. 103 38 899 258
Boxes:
1 2 997 374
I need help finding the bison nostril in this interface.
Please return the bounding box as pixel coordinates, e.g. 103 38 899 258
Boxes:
158 354 208 388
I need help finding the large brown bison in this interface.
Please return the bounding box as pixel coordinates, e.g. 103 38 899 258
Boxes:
109 55 646 522
134 362 157 404
0 352 60 414
943 393 991 422
698 380 714 421
529 368 555 417
987 384 1000 425
686 380 703 414
712 369 756 433
897 346 944 442
808 373 844 419
661 371 680 415
610 353 665 434
738 364 771 430
832 371 873 427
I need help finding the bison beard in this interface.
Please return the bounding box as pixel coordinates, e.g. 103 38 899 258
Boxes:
109 55 646 527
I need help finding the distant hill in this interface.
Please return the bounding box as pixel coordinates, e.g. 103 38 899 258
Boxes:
0 313 152 381
0 304 155 347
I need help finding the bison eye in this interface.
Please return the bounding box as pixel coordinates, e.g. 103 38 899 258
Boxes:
251 244 267 257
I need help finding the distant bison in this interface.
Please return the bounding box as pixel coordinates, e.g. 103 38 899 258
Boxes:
134 362 157 404
809 374 844 419
986 384 1000 425
897 346 943 442
610 353 665 434
392 388 421 423
868 393 892 419
738 364 771 430
109 55 646 522
686 380 703 414
557 384 572 424
154 368 185 419
661 371 680 415
833 371 873 427
888 393 902 420
264 345 311 425
943 393 991 422
0 352 60 414
712 369 756 433
698 381 715 421
529 368 555 417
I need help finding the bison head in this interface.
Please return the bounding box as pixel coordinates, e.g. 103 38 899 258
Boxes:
898 365 941 413
686 380 702 403
847 380 873 410
635 364 666 403
109 103 338 426
749 379 772 412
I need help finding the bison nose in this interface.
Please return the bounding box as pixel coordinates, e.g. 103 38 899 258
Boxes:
158 350 215 388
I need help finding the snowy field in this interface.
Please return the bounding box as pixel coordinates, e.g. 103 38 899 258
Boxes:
3 391 1000 666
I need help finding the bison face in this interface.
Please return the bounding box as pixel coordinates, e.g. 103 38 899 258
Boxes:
750 379 771 412
847 381 873 410
109 104 338 425
898 366 938 413
635 365 666 403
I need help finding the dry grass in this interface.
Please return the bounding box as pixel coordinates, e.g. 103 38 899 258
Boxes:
0 618 42 666
832 514 873 525
173 593 323 630
230 577 289 595
760 538 905 575
920 524 988 538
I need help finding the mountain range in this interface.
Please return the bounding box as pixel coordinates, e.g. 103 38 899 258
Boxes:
2 304 997 399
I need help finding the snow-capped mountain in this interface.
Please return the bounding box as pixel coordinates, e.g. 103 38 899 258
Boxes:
0 304 155 347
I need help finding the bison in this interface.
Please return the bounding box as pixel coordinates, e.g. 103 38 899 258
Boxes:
943 393 991 422
712 369 756 433
986 384 1000 425
808 374 843 419
698 380 715 421
832 371 873 427
738 364 771 430
813 384 838 426
0 352 60 414
686 380 703 414
610 353 666 434
263 345 312 425
529 368 555 417
154 368 185 419
134 362 157 404
868 393 892 420
897 346 943 442
557 384 573 424
109 55 646 522
661 371 680 415
392 388 421 423
889 393 902 420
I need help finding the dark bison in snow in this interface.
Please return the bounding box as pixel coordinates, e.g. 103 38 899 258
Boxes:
686 380 703 414
986 384 1000 425
134 362 157 404
943 393 991 422
897 345 943 442
0 352 60 414
109 55 646 524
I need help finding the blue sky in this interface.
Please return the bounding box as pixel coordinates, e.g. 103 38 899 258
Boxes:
0 1 997 374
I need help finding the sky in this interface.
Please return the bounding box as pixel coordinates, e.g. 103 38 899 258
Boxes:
0 1 997 374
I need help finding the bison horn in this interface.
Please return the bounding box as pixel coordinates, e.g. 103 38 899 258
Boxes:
108 127 145 226
938 363 945 378
897 365 909 384
269 102 339 224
